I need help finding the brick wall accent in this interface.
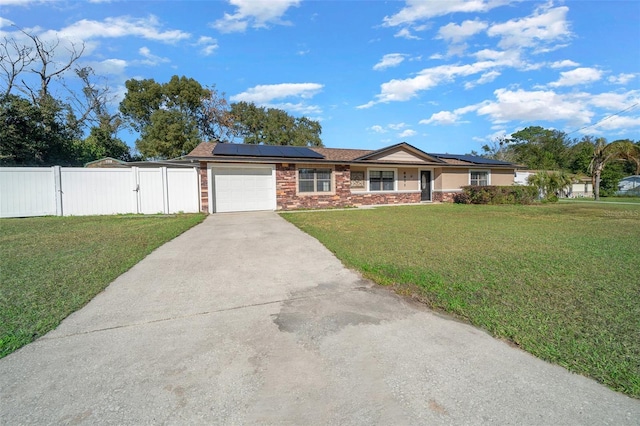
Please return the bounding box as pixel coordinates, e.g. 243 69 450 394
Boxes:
276 164 352 210
433 191 459 203
350 191 421 206
276 164 422 210
199 162 208 213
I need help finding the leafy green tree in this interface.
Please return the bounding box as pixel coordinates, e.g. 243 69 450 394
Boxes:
0 94 79 166
510 126 571 170
230 101 322 146
599 161 626 197
72 126 132 165
567 137 595 174
120 76 224 159
136 109 200 159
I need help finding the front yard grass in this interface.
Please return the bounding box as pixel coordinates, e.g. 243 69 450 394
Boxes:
281 203 640 398
0 213 206 358
561 197 640 204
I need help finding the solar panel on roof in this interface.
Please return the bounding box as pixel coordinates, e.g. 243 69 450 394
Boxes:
430 153 512 165
213 143 324 159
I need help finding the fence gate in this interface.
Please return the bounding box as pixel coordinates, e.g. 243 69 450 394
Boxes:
0 166 200 218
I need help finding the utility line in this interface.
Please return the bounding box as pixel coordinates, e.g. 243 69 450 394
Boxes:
566 102 639 135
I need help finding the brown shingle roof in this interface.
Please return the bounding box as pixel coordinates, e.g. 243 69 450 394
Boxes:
185 142 515 168
185 142 373 162
309 147 373 161
186 142 217 158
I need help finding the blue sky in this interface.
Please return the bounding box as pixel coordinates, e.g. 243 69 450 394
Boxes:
1 0 639 154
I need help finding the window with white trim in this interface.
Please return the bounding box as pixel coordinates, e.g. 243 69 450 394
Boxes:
298 168 332 193
369 170 395 191
470 170 489 186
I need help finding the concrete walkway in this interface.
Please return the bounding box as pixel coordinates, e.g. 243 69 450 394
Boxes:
1 213 638 425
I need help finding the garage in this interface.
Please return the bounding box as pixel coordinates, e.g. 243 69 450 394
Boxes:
209 165 276 213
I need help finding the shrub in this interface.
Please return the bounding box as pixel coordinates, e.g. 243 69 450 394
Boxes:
455 185 537 205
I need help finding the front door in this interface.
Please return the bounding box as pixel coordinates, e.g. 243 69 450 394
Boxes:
420 170 431 201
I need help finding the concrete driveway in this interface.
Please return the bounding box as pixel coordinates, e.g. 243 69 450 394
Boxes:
1 212 638 425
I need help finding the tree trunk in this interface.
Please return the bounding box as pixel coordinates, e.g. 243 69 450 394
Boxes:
593 169 601 200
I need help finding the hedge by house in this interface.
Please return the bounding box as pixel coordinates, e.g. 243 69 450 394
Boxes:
454 185 538 205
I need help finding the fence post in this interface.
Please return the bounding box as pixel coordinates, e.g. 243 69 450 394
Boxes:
162 167 170 214
132 167 140 214
53 166 63 216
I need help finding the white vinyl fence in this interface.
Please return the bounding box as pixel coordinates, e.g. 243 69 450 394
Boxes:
0 166 200 218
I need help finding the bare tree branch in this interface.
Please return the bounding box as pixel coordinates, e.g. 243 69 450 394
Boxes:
19 29 84 101
0 36 35 96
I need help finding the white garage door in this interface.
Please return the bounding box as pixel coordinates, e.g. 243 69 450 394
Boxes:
211 165 276 213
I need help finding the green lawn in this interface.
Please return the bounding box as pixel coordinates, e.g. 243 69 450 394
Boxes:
281 203 640 397
0 213 206 358
561 197 640 204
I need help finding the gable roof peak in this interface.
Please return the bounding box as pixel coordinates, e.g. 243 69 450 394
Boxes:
354 142 446 163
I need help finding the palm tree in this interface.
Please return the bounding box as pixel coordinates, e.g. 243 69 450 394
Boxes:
527 170 573 201
588 139 629 200
617 140 640 175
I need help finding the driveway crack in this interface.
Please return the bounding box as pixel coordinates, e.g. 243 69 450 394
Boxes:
40 287 369 341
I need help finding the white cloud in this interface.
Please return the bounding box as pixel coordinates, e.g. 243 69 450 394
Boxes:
0 0 37 5
373 53 407 71
383 0 505 27
473 48 528 68
549 67 602 87
394 28 421 40
550 59 579 68
398 129 417 138
231 83 323 103
369 123 415 135
464 70 501 89
196 36 218 56
591 115 640 131
85 58 128 75
437 19 488 43
421 104 477 125
212 0 300 33
138 46 170 66
589 90 640 110
0 17 16 28
388 122 407 130
476 88 594 125
267 102 322 116
420 111 461 125
487 5 571 50
358 61 497 108
608 73 636 85
56 15 190 43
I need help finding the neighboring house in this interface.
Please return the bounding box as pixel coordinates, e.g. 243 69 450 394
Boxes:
617 175 640 196
568 177 593 198
515 170 593 198
85 157 128 168
85 158 195 169
514 170 534 185
184 142 517 213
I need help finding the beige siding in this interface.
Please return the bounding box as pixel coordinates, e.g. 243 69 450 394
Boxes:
441 169 469 190
491 169 515 186
433 168 443 191
368 148 424 163
397 167 419 190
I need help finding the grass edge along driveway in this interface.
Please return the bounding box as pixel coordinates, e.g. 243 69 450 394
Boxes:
281 203 640 398
0 213 206 358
